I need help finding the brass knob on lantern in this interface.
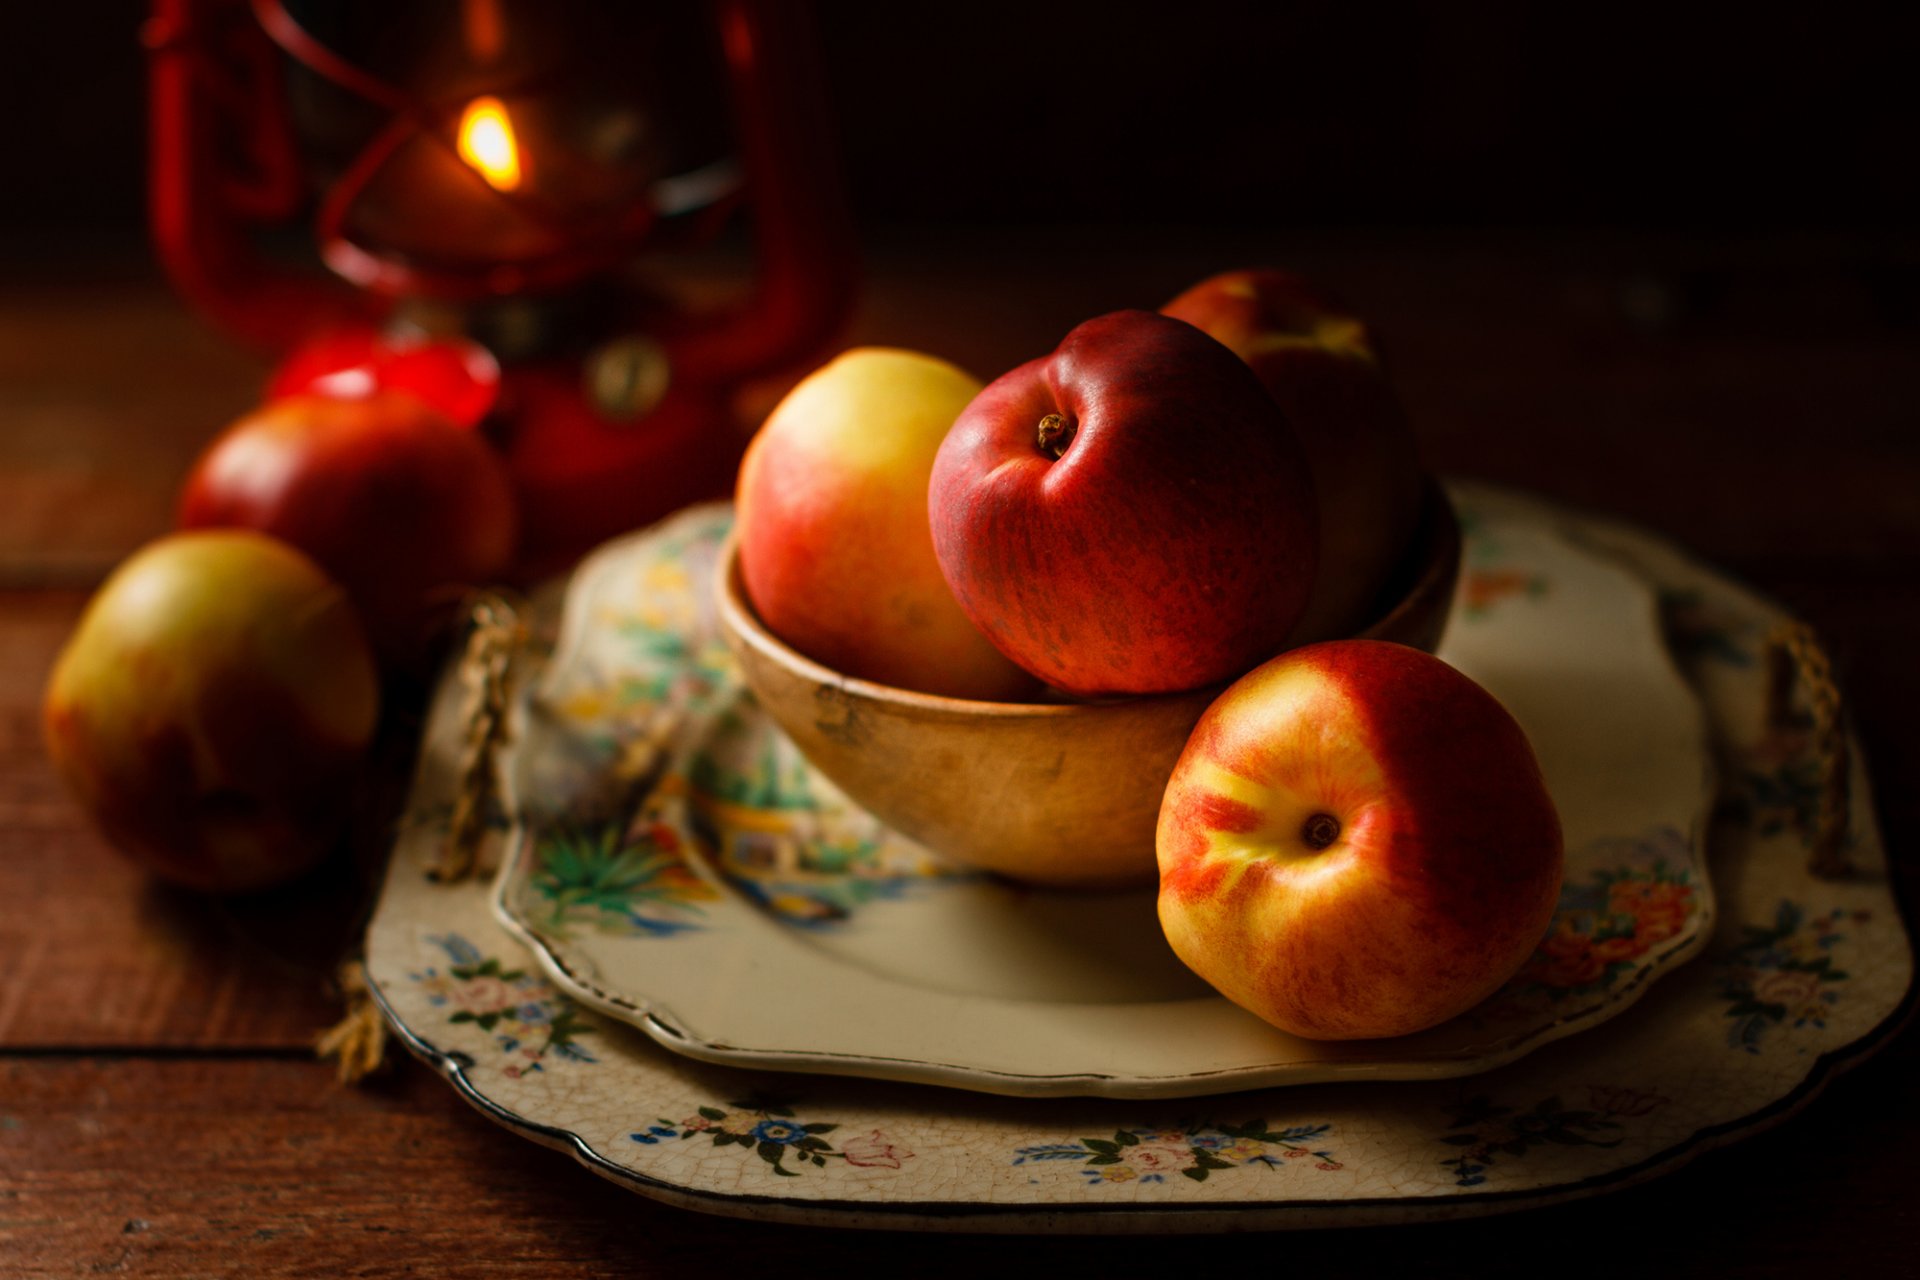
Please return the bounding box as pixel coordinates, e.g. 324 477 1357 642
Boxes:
586 335 672 423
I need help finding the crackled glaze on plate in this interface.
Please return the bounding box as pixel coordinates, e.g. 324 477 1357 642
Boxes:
484 495 1717 1096
363 482 1910 1230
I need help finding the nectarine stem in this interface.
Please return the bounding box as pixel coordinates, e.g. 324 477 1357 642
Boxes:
1036 413 1075 459
1302 812 1341 850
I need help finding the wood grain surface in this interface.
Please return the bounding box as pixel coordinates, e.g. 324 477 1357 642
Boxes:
2 234 1916 1275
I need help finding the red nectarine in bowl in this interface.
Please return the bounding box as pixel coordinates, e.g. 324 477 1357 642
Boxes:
715 481 1461 888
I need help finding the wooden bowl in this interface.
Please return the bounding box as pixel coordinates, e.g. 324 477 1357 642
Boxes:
715 481 1461 889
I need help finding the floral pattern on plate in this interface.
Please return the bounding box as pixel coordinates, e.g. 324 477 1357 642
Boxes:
1504 829 1702 1000
1015 1120 1342 1184
522 816 718 938
487 496 1721 1097
633 1095 916 1177
364 483 1912 1231
1717 902 1865 1052
1435 1087 1670 1187
407 933 595 1077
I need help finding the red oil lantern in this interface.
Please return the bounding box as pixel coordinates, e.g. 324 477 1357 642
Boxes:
145 0 855 570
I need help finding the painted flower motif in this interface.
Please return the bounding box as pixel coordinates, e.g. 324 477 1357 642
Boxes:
1505 842 1698 1003
649 1096 904 1178
1718 902 1857 1050
642 558 692 596
841 1130 912 1170
1438 1093 1639 1187
406 936 597 1072
1753 968 1824 1010
1531 926 1613 989
1461 567 1548 617
1609 877 1694 944
450 975 519 1016
1123 1144 1195 1175
752 1119 806 1146
714 1109 763 1136
431 933 484 967
1013 1121 1340 1186
530 820 716 938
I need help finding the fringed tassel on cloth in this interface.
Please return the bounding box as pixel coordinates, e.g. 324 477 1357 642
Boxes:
1765 621 1853 879
321 594 528 1084
433 592 527 884
316 961 388 1085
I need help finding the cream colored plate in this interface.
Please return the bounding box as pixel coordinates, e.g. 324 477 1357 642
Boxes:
487 493 1716 1098
363 482 1909 1231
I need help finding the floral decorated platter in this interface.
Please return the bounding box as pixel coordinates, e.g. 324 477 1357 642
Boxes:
362 482 1911 1230
485 494 1715 1097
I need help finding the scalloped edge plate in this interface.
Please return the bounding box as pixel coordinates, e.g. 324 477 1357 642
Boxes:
483 491 1716 1097
361 481 1911 1231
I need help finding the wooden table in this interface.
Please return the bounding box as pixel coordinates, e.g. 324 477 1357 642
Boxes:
4 233 1917 1275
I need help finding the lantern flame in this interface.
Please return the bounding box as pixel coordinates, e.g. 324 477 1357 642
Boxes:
456 97 522 192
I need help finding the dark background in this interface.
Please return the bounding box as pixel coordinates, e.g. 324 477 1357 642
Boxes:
6 2 1915 249
4 1 1912 565
3 8 1919 1274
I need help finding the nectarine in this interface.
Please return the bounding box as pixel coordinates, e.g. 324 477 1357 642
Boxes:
1163 270 1423 642
929 310 1319 697
42 532 380 893
735 348 1035 700
1156 639 1563 1039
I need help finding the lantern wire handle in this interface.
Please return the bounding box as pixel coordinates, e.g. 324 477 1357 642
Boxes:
251 0 660 299
250 0 411 112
